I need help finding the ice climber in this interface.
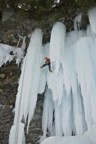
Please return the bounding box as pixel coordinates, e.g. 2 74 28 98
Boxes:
40 57 52 72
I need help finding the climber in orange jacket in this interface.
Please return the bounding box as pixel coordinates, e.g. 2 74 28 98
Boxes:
40 57 52 72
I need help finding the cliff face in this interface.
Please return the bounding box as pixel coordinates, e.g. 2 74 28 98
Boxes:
0 61 20 144
0 5 78 44
0 6 88 144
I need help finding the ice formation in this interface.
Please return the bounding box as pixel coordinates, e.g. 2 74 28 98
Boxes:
41 136 94 144
74 13 82 30
41 125 96 144
88 7 96 34
14 36 26 66
0 42 25 67
9 29 43 144
8 7 96 144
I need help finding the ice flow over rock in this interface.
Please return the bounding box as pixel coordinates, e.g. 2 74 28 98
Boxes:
8 7 96 144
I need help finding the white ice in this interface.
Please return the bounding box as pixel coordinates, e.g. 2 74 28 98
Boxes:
38 43 49 94
43 19 96 138
74 37 96 128
14 36 26 66
74 13 82 30
9 28 43 144
0 44 14 67
41 88 54 142
8 7 96 144
49 22 66 75
41 124 96 144
0 43 25 67
88 7 96 35
41 136 94 144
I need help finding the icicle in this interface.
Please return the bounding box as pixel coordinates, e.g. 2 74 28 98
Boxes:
47 93 54 136
26 29 43 132
73 83 87 134
17 35 21 47
41 88 54 142
13 36 26 66
61 88 74 136
88 7 96 35
21 36 26 50
48 22 66 103
74 13 82 31
49 22 66 75
9 123 25 144
9 28 43 144
9 56 27 144
54 101 62 136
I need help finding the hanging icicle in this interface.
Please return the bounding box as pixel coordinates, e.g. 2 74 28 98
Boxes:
9 28 44 144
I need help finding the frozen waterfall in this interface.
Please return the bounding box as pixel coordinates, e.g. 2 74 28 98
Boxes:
8 7 96 144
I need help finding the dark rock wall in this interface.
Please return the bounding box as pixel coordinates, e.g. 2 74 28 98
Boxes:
0 61 20 144
0 7 79 45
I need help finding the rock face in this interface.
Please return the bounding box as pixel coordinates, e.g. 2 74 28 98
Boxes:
0 6 78 45
0 61 20 144
2 8 16 23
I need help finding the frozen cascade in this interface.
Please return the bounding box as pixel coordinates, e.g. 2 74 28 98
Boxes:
8 8 96 144
43 20 96 138
74 37 96 127
9 28 43 144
